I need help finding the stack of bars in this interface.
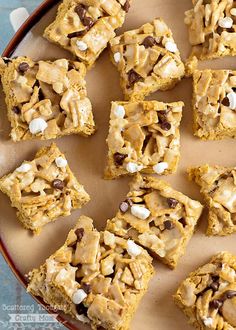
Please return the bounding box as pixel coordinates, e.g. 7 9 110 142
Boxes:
1 0 236 330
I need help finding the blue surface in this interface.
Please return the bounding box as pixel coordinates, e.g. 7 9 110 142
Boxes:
0 1 65 328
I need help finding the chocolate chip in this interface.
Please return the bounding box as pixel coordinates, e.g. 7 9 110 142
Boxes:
210 299 223 309
216 26 224 35
228 27 235 33
222 290 236 301
82 17 94 29
113 152 127 166
38 88 44 101
167 198 178 209
160 121 171 131
122 0 130 12
128 69 142 86
68 30 87 38
52 179 65 190
164 220 175 230
119 201 129 213
158 110 167 116
76 303 88 315
210 281 219 292
18 62 29 73
81 283 91 294
179 217 187 227
12 106 20 114
75 228 85 242
75 4 87 20
221 97 230 107
142 36 156 48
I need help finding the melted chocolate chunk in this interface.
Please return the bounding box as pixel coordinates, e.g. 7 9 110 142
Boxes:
164 220 175 230
12 106 20 114
52 179 65 190
122 0 130 12
221 96 230 107
75 228 85 242
142 36 156 48
113 152 127 166
18 62 30 73
179 217 187 227
75 4 87 20
167 198 178 209
128 69 142 86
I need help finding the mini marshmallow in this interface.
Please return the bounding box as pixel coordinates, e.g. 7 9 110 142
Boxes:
227 91 236 110
230 8 236 16
131 205 151 220
218 17 233 29
16 163 32 173
203 317 213 327
76 40 88 51
55 157 68 168
29 118 48 135
114 52 121 63
126 162 143 173
165 41 178 53
127 240 142 257
153 162 168 174
114 105 125 118
72 289 87 305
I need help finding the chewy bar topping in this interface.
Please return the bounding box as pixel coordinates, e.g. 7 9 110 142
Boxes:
109 18 185 100
185 0 236 60
27 216 154 330
174 252 236 329
0 144 90 234
105 101 183 179
106 174 203 269
44 0 130 68
193 70 236 140
189 164 236 236
0 56 95 142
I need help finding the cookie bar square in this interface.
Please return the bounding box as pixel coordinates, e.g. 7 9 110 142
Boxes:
109 18 185 100
0 56 95 142
193 69 236 140
106 174 203 269
189 164 236 236
44 0 130 68
185 0 236 60
174 252 236 330
0 144 90 234
27 216 154 330
104 100 183 179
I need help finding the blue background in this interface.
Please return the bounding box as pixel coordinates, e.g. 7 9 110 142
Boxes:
0 1 65 328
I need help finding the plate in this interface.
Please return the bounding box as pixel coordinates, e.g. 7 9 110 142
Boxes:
1 1 236 329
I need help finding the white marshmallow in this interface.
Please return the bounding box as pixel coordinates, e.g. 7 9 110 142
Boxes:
127 240 142 257
114 52 121 63
203 317 213 327
55 157 68 168
72 289 87 305
165 41 178 53
227 91 236 110
114 105 125 118
131 205 151 220
230 8 236 16
153 162 168 174
16 163 32 173
126 162 143 173
76 41 88 51
29 118 48 134
218 17 233 29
